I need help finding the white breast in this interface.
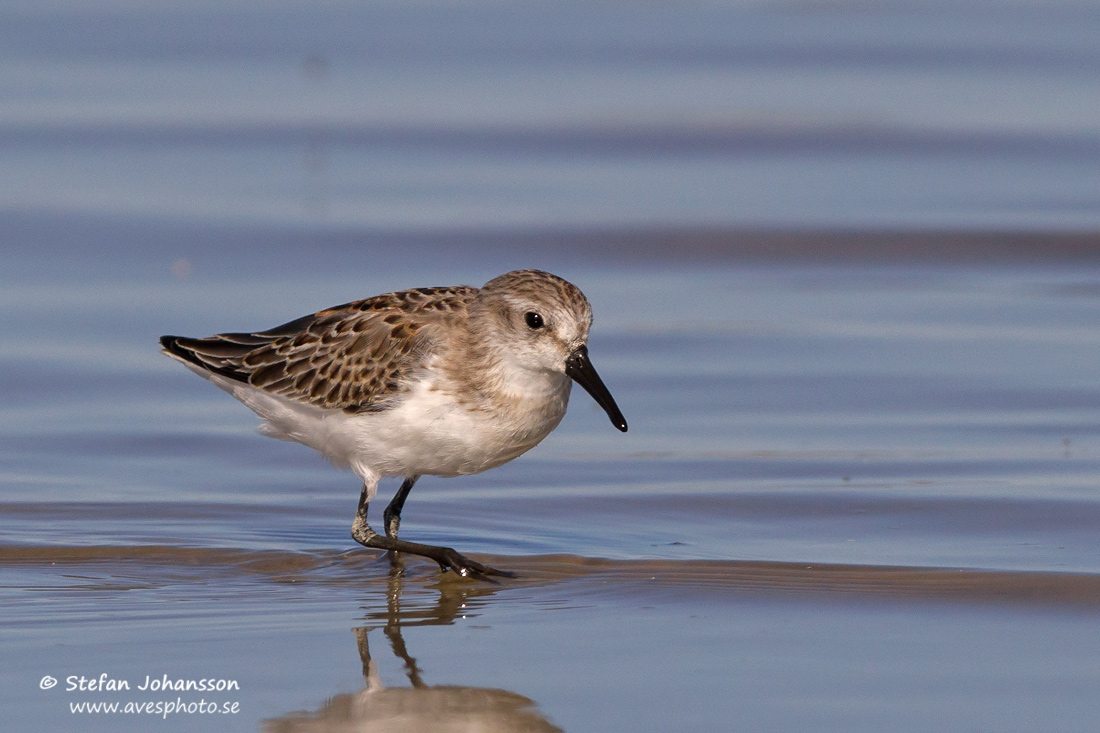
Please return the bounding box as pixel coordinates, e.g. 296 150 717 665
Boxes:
192 364 572 490
332 374 573 480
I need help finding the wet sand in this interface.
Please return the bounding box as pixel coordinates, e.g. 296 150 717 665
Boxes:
8 545 1100 610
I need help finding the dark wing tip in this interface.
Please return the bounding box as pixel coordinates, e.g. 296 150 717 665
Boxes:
160 334 190 359
159 334 203 367
159 334 250 383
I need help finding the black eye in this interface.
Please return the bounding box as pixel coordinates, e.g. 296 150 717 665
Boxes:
524 311 544 330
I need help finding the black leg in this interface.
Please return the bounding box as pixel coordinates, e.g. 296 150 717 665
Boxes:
383 475 419 539
351 483 513 579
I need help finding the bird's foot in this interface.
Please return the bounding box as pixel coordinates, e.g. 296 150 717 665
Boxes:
434 547 516 580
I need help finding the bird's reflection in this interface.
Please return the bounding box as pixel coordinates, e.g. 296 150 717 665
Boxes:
264 571 561 733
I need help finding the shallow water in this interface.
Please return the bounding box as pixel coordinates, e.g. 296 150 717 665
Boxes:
5 243 1100 731
6 547 1100 732
3 0 1100 230
5 1 1100 730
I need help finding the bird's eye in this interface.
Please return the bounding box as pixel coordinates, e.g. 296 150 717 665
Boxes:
524 311 544 330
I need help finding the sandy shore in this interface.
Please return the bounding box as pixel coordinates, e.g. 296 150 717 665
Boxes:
7 544 1100 609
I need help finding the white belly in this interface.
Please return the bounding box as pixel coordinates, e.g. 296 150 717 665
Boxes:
197 366 572 487
328 378 571 479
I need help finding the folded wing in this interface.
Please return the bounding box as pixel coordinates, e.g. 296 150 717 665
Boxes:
160 286 475 413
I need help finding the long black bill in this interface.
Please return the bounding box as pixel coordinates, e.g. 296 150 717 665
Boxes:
565 344 628 432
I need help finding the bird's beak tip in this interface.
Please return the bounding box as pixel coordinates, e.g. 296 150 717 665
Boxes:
565 345 627 434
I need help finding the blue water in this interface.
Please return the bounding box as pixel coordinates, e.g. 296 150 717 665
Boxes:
4 2 1100 732
5 257 1100 569
1 0 1100 230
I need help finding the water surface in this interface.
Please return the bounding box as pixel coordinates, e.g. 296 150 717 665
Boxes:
4 1 1100 731
5 247 1100 731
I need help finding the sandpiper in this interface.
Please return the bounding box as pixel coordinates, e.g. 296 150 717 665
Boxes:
161 269 627 578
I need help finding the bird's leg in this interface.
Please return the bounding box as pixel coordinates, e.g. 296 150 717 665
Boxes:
383 475 418 539
351 483 514 579
382 476 417 572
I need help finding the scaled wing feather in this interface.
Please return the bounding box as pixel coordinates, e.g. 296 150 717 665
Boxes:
162 286 476 413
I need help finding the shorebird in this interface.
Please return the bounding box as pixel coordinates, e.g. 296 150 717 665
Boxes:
160 269 627 578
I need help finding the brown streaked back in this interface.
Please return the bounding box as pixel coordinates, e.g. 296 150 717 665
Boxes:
160 285 478 413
